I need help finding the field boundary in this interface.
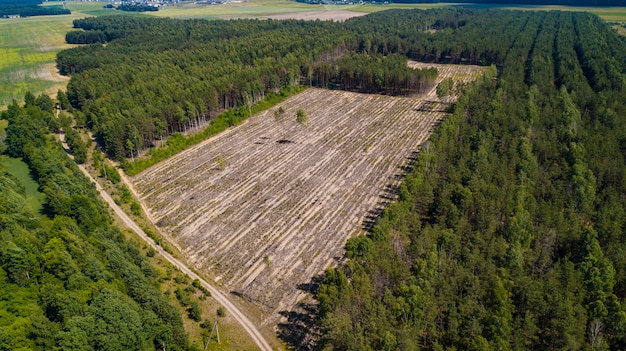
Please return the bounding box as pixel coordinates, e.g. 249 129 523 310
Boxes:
130 63 487 325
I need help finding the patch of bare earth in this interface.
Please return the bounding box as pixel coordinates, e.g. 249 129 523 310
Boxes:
261 10 367 21
130 63 486 328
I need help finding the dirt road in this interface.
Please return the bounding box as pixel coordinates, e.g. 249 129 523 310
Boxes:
76 164 274 351
130 63 486 323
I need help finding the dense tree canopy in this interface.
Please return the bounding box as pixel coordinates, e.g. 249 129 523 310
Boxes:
405 0 625 5
315 9 626 351
54 9 626 350
0 100 187 350
58 14 449 160
300 0 626 5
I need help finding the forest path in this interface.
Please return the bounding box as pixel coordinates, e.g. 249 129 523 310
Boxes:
76 164 274 351
130 63 487 325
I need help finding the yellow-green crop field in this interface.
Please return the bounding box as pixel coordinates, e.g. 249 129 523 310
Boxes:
0 8 74 107
1 0 625 108
153 0 316 18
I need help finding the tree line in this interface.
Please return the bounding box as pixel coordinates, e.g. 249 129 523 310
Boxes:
311 52 438 95
0 0 69 17
314 9 626 351
0 98 188 350
327 0 626 5
56 13 457 160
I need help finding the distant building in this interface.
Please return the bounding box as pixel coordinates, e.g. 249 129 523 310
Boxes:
3 14 21 18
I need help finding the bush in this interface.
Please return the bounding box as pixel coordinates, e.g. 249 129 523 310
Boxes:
100 164 120 184
130 201 141 216
192 279 211 297
174 274 190 284
175 288 191 307
187 301 202 322
119 185 132 203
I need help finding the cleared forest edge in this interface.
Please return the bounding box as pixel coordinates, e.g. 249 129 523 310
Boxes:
130 63 487 326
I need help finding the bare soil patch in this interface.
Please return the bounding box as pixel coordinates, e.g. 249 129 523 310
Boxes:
38 62 71 82
261 10 367 21
130 63 486 327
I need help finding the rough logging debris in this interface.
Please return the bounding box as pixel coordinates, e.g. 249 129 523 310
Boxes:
131 64 486 323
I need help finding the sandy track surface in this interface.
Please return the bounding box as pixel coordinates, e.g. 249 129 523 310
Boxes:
131 63 486 326
75 164 274 351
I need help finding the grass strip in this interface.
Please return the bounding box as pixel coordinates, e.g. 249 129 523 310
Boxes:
123 86 306 175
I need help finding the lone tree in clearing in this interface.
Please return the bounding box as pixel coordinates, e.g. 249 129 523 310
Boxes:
215 155 226 171
296 108 308 128
274 106 286 140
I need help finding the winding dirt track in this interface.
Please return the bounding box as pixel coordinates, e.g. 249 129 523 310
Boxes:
130 63 486 326
76 165 274 351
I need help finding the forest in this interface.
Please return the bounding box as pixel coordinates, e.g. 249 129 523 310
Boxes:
315 9 626 351
0 0 70 17
0 99 187 349
116 4 159 12
334 0 626 5
8 7 624 350
57 14 446 161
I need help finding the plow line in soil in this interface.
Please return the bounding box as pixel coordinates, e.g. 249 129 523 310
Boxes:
131 63 487 326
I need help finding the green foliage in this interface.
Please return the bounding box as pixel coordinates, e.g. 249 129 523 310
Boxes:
64 128 87 164
315 52 438 94
187 301 202 322
216 306 226 317
316 9 626 351
175 287 191 307
192 279 211 297
123 86 305 175
295 108 308 128
0 101 188 350
99 164 120 184
0 156 46 214
56 90 71 111
130 201 141 216
436 77 454 100
35 94 54 113
118 185 132 204
173 274 190 285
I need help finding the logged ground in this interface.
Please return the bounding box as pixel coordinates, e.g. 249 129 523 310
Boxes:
131 63 487 326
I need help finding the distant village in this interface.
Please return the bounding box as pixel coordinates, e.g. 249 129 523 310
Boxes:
100 0 386 8
103 0 227 7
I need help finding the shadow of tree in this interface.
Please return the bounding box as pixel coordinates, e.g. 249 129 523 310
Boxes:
276 274 325 350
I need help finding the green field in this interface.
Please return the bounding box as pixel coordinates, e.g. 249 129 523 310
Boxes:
0 115 44 215
1 0 625 108
446 3 626 21
153 0 317 18
0 6 86 108
0 155 46 214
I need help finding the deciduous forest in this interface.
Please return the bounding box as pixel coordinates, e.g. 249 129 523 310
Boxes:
0 100 187 350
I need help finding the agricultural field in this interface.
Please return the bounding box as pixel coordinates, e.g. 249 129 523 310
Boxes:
130 63 487 324
0 4 101 108
3 0 624 107
0 14 70 107
444 3 626 22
